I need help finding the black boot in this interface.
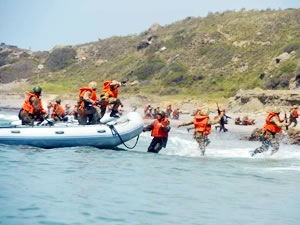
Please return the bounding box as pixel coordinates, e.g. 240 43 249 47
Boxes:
110 109 119 118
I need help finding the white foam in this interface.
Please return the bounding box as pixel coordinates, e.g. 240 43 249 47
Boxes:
0 113 19 121
160 133 300 160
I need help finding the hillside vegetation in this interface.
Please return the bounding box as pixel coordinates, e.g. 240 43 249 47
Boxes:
1 8 300 98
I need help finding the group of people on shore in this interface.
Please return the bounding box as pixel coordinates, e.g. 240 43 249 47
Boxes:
18 80 125 126
144 104 180 120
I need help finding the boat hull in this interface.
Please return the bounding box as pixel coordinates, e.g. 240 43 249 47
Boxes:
0 112 144 149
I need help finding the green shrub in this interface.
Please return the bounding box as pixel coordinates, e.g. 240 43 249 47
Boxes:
133 56 165 80
45 47 76 71
280 61 297 73
163 72 187 84
283 42 300 53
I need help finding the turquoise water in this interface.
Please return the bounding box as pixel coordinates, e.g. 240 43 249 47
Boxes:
1 111 300 225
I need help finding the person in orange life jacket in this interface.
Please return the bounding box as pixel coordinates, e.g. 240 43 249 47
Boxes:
100 80 124 118
177 108 224 156
19 86 47 126
143 111 171 153
51 99 66 121
251 107 289 157
78 81 101 125
288 105 298 127
166 104 172 118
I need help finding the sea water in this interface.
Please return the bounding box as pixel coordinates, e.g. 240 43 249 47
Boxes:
0 111 300 225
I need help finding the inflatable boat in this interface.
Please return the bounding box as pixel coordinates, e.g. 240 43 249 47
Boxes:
0 112 143 149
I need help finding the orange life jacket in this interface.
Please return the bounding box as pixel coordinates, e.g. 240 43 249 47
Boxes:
79 87 98 102
78 87 98 111
263 111 282 134
193 115 211 135
51 103 65 118
102 81 118 98
22 92 46 115
290 108 299 118
151 118 169 138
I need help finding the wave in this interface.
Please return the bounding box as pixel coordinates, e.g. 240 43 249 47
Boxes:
0 113 19 122
141 132 300 160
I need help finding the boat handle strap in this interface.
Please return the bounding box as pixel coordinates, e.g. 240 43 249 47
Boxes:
107 124 139 149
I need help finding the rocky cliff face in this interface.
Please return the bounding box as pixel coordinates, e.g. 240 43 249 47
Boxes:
228 89 300 112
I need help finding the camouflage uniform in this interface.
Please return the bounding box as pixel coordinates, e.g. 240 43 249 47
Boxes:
178 112 221 156
252 116 286 156
78 91 101 125
288 108 298 127
52 104 64 121
19 95 45 126
99 92 122 118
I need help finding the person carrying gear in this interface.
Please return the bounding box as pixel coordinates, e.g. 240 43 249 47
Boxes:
19 86 47 126
77 81 101 125
288 105 298 127
100 80 124 117
143 111 171 153
177 108 224 156
251 107 289 157
51 99 65 121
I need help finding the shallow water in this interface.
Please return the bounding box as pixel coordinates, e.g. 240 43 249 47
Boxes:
0 111 300 225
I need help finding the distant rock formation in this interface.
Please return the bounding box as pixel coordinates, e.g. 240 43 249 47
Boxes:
228 89 300 112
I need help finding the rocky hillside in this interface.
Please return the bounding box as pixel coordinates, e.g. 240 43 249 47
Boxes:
1 8 300 97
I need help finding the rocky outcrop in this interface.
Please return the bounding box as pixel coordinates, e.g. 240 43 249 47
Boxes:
241 127 300 145
228 89 300 112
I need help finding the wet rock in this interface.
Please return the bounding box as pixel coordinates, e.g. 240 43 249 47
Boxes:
242 127 300 145
287 128 300 145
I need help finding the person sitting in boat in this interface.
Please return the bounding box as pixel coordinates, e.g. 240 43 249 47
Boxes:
19 86 47 126
100 80 125 117
78 81 101 125
72 104 79 120
46 102 53 119
143 111 171 153
64 104 72 115
51 99 66 121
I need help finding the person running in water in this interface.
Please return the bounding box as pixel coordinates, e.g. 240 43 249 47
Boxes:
251 107 289 156
177 108 224 156
143 111 171 153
